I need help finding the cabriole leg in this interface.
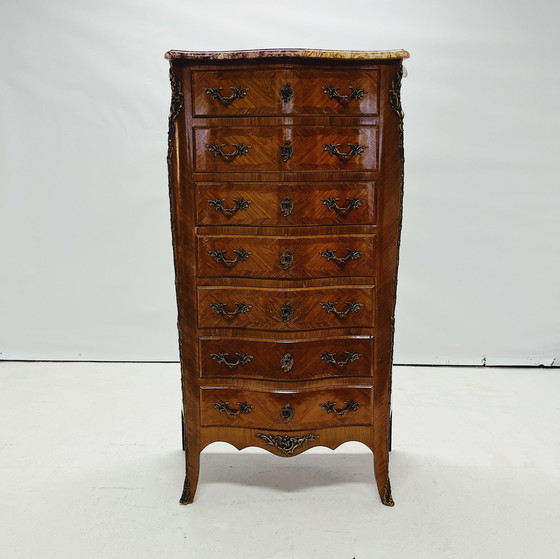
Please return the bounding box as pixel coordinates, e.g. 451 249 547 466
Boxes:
179 417 200 505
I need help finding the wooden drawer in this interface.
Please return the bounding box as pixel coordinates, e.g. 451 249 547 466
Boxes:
197 234 375 279
197 286 374 331
191 68 378 116
200 386 373 429
289 68 379 115
199 336 374 380
197 182 376 226
192 69 284 116
193 126 378 172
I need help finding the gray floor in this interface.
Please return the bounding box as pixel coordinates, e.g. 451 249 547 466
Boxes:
0 362 558 559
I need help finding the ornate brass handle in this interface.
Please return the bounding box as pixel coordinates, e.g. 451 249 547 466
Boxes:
319 400 363 417
322 85 367 102
208 248 252 266
320 301 364 318
322 143 366 160
320 248 362 265
210 352 253 369
204 86 249 105
321 197 363 216
210 302 252 318
207 143 251 161
320 351 361 368
208 197 252 216
212 401 254 416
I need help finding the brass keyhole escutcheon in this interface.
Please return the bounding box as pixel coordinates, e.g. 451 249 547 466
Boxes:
280 249 294 270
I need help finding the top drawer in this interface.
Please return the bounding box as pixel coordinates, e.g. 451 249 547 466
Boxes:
192 68 379 116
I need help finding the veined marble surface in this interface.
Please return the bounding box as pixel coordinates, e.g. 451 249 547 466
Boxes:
165 48 410 61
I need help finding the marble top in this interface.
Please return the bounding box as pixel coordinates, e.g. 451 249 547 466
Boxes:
165 48 410 61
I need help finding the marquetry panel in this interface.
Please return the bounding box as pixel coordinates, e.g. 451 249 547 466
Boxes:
196 182 376 226
197 234 375 279
193 126 378 172
200 386 373 429
197 285 375 331
199 335 374 380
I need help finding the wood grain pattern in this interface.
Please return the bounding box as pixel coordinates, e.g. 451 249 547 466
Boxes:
200 386 373 430
197 234 375 279
192 68 379 116
168 52 406 507
290 68 379 115
197 285 375 331
199 335 374 380
193 126 378 172
196 181 376 226
192 69 284 116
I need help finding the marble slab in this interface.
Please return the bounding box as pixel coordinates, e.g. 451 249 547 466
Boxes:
165 48 410 61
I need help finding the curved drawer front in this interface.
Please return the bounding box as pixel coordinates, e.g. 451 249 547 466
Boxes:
198 235 375 279
194 126 378 172
197 286 374 331
197 182 376 226
192 69 284 116
192 68 378 116
200 386 373 430
199 336 374 380
289 68 379 115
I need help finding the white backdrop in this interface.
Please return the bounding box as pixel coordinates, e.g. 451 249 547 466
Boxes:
1 0 559 364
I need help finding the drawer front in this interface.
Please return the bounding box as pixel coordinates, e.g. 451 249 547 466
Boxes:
197 286 374 331
200 386 373 429
197 182 376 226
289 68 379 115
193 126 378 172
191 68 379 116
200 336 374 380
192 69 284 116
197 235 375 279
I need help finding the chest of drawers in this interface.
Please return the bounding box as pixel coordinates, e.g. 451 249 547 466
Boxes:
165 48 409 507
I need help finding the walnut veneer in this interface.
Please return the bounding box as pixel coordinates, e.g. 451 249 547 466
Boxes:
166 48 408 506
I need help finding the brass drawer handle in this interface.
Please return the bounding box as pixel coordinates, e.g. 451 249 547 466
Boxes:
204 86 249 105
210 352 253 369
320 400 363 417
210 302 252 318
320 301 363 318
208 197 252 216
321 197 363 216
207 143 251 161
212 401 254 416
256 433 318 455
320 351 362 368
208 248 252 266
322 143 366 160
320 248 362 265
322 85 367 102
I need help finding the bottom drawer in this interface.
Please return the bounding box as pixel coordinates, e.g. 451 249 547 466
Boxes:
200 386 373 430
